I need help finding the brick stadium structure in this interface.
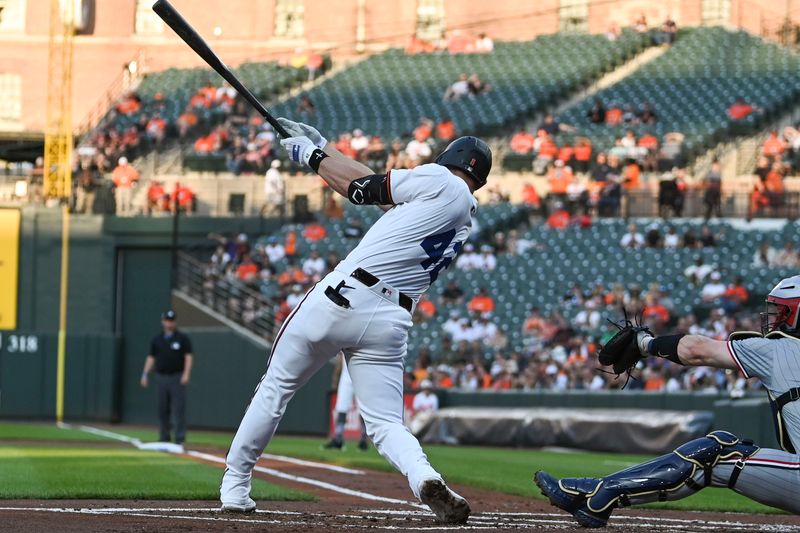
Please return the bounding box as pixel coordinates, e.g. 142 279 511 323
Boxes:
1 0 799 134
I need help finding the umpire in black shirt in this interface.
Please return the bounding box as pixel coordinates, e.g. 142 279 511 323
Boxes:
140 310 193 444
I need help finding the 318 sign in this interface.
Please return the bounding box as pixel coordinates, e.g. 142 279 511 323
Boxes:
0 333 39 353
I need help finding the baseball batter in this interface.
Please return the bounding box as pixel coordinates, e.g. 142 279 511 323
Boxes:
220 117 492 525
535 275 800 528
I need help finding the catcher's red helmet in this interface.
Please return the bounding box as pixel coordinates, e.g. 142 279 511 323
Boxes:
761 275 800 337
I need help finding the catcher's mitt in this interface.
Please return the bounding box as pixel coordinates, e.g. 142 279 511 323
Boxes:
597 311 652 382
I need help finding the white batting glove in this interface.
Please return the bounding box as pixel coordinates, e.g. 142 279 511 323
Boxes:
280 136 318 166
277 118 327 149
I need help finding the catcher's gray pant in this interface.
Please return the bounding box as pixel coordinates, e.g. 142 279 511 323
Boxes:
221 269 441 505
627 446 800 514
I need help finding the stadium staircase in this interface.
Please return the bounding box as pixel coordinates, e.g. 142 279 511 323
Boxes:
553 27 800 164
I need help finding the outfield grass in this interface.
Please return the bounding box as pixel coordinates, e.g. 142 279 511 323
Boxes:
0 423 777 513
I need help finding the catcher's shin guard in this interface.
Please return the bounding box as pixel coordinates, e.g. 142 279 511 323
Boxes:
535 431 758 527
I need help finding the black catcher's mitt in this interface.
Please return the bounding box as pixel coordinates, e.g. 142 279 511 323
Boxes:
597 311 652 379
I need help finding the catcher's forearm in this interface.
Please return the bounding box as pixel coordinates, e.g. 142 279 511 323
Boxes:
638 332 685 365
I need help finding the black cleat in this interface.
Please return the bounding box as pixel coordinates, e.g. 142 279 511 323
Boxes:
357 439 369 452
323 438 344 450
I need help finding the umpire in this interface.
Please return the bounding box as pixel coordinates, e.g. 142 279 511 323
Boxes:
140 310 193 444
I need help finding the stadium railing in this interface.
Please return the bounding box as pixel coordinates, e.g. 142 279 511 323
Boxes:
174 251 278 342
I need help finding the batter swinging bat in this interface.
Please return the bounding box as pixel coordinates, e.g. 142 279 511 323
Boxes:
152 0 290 139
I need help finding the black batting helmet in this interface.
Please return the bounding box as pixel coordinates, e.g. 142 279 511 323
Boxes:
434 136 492 189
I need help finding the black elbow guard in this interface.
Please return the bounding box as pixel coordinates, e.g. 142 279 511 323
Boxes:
348 174 393 205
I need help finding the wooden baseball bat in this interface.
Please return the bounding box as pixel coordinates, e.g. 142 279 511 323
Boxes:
152 0 290 138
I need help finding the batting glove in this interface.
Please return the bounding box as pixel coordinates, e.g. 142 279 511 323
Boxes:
280 135 318 166
277 118 327 149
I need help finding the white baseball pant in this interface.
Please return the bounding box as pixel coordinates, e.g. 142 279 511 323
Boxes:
221 268 441 504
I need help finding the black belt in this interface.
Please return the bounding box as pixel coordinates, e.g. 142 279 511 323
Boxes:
351 268 413 313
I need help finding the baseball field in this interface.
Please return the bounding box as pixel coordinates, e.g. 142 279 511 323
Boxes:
2 421 797 532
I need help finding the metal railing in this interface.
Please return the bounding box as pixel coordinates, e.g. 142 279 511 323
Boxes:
619 190 800 219
174 251 279 342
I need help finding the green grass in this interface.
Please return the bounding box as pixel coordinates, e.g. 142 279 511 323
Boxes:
0 424 311 500
0 423 777 513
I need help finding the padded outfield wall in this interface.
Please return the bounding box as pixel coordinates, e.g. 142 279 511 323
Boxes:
0 207 782 448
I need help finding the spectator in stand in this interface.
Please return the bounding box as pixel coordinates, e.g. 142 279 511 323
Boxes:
262 160 285 218
721 276 749 314
146 179 168 215
620 223 645 249
440 280 464 305
590 152 611 182
467 74 491 96
302 218 327 242
701 271 727 303
74 163 98 215
638 130 659 170
774 241 800 268
699 225 717 248
455 243 482 270
176 107 199 139
634 13 648 32
264 236 285 264
435 117 456 142
475 33 494 53
638 102 658 125
363 135 387 170
657 169 680 218
752 240 777 267
414 294 437 323
172 182 195 214
296 94 315 115
302 249 326 282
642 293 670 329
443 73 470 101
685 256 713 284
566 174 588 215
237 253 260 283
540 114 575 135
547 160 572 206
728 97 758 121
467 287 495 314
620 105 637 126
663 225 680 249
412 380 439 415
385 139 409 171
521 182 542 209
644 223 662 248
587 99 606 124
605 103 622 126
479 245 497 271
763 130 787 159
510 128 535 154
573 137 592 173
405 137 432 166
574 297 602 330
658 131 685 170
703 160 723 219
764 161 786 210
116 91 141 115
112 157 139 216
654 15 678 45
349 129 369 161
344 217 364 239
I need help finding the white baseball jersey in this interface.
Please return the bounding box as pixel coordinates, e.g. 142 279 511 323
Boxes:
337 164 477 300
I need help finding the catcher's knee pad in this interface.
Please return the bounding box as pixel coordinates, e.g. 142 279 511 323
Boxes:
559 431 758 513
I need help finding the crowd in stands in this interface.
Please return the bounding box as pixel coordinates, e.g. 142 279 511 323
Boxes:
195 206 795 396
407 30 494 55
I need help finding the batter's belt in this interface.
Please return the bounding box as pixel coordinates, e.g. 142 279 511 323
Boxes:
350 268 413 313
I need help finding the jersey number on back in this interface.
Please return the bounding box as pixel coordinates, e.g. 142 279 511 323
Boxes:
420 230 462 283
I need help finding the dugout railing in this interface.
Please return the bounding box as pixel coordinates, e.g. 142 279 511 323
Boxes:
174 251 278 342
